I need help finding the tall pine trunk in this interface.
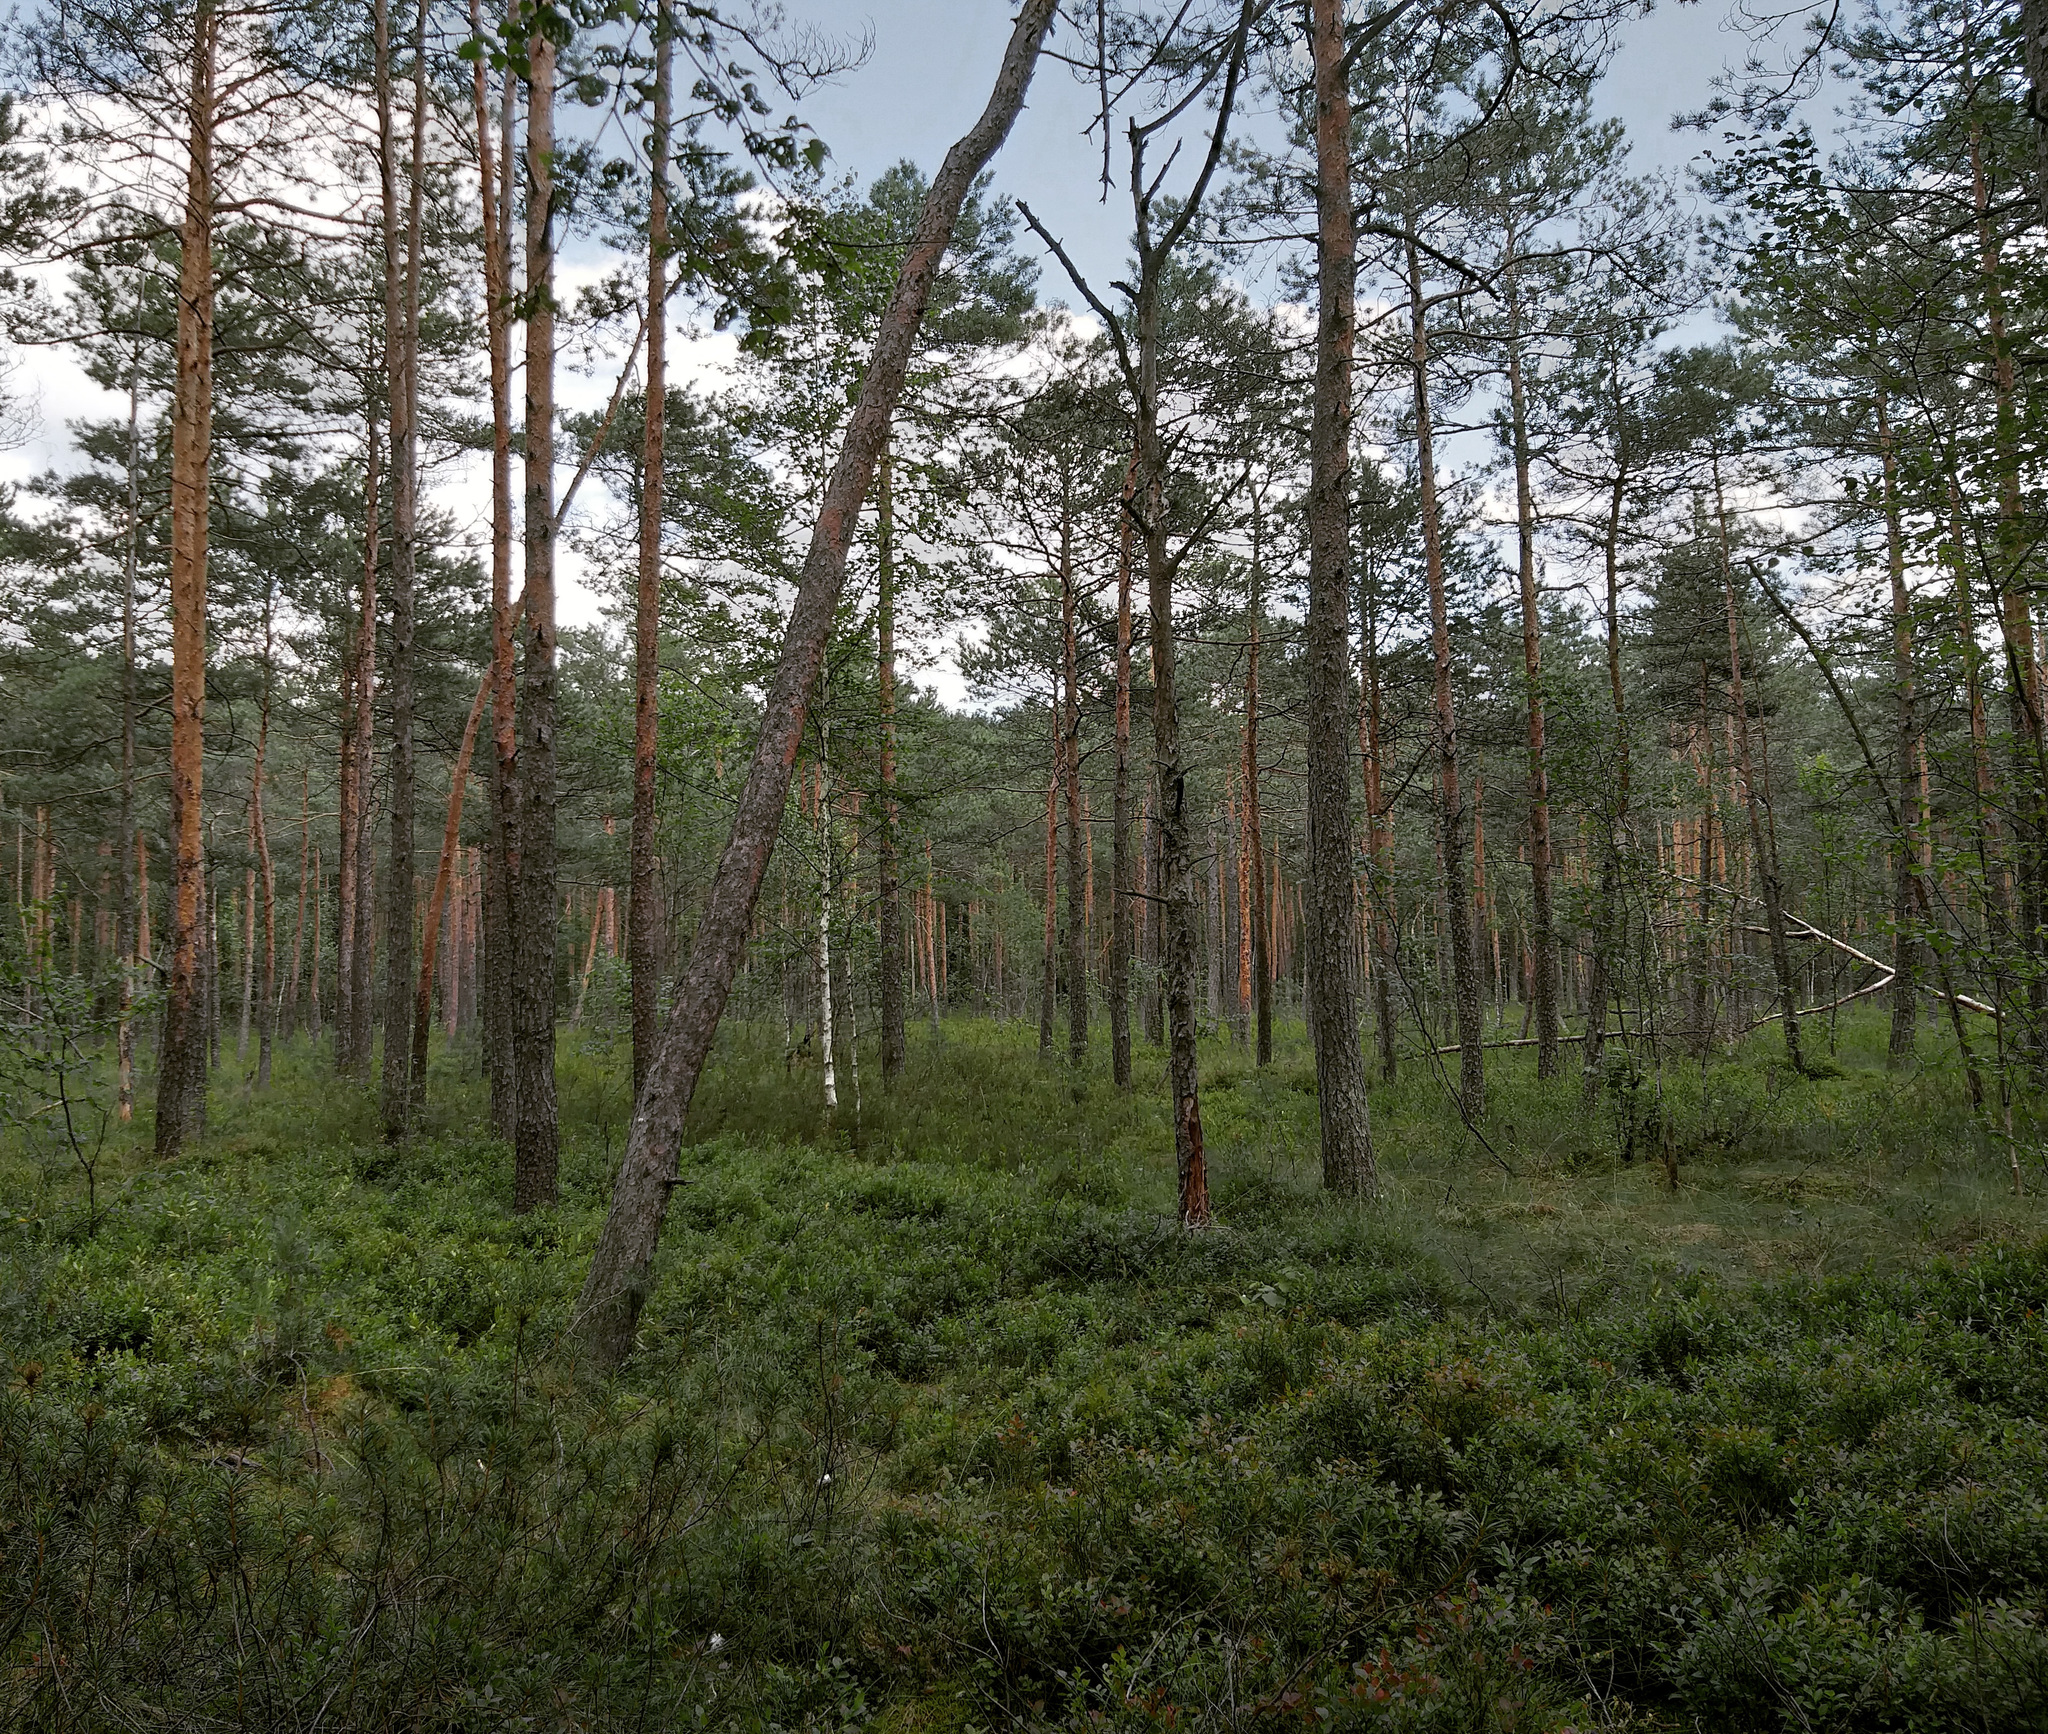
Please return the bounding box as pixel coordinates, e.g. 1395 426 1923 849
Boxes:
411 670 490 1117
1134 286 1209 1223
1712 457 1803 1072
630 4 671 1097
286 769 307 1038
378 0 426 1137
1245 490 1270 1069
1039 703 1059 1061
117 335 140 1122
1109 458 1135 1089
1970 120 2047 1060
1582 383 1632 1103
344 402 380 1083
1359 533 1395 1082
877 441 906 1079
155 2 216 1159
1303 0 1372 1192
1502 257 1558 1079
252 608 276 1089
1059 473 1087 1068
1405 235 1483 1125
513 33 561 1210
474 38 519 1139
1877 394 1920 1063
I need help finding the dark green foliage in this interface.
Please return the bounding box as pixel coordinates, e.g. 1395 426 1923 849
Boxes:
4 1019 2048 1729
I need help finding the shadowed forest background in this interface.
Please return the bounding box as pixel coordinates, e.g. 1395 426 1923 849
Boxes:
4 0 2048 1728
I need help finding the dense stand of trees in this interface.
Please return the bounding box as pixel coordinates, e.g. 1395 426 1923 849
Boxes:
2 0 2045 1362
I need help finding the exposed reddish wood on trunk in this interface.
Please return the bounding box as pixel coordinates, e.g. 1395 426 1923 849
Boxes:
155 3 217 1158
1300 0 1374 1189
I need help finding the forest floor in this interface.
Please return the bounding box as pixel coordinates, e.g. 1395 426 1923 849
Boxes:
6 1010 2048 1730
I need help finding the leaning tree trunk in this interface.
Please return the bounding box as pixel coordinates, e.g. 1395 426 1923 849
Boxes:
630 4 671 1098
1302 0 1374 1194
513 34 562 1211
1405 235 1484 1125
572 0 1058 1370
155 3 217 1159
